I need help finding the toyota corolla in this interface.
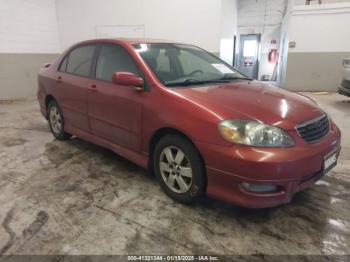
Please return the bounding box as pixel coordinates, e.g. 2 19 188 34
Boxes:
37 39 341 208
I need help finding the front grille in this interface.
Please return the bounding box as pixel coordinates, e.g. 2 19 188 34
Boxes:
296 114 329 143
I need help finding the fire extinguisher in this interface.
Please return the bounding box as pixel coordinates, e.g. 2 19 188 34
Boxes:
268 49 278 63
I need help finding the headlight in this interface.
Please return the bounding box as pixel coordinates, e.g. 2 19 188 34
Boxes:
218 120 295 147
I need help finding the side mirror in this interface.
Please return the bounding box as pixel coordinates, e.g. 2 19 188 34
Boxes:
112 72 144 90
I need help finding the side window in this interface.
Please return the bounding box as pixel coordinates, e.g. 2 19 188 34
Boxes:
59 56 68 72
142 48 174 82
66 45 95 77
95 45 139 81
156 50 170 73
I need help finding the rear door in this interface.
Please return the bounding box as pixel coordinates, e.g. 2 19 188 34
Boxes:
87 44 143 150
56 45 96 132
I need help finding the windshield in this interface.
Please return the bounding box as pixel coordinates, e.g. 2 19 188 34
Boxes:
133 43 249 87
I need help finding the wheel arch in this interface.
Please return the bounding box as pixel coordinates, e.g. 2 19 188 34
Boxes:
148 127 207 187
45 94 56 111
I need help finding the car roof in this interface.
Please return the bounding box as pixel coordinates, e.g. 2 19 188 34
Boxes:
77 38 180 45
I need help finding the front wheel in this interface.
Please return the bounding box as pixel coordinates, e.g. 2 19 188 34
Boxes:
153 135 206 204
48 100 72 140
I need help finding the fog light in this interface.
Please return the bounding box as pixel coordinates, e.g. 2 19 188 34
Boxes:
241 183 278 193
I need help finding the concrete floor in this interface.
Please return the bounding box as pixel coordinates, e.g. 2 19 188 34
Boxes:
0 93 349 257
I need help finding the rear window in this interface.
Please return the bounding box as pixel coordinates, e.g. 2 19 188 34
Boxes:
59 56 68 72
64 45 96 77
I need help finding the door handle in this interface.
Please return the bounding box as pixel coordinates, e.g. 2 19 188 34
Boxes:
56 76 62 83
88 84 98 92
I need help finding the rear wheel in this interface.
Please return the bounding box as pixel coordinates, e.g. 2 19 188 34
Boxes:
48 100 72 140
153 135 205 204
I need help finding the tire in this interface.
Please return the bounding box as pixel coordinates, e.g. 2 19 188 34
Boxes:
153 134 206 204
47 100 72 140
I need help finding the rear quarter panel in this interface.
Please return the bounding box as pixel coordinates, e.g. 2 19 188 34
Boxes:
37 54 65 115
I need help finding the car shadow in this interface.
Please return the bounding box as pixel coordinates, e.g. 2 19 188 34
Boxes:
330 99 350 112
42 136 347 255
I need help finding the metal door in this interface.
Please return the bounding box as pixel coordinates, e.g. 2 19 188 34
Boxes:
238 34 261 79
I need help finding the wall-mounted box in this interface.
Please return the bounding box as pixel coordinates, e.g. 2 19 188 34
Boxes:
289 41 296 48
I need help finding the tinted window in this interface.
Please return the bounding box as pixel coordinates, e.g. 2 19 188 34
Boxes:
66 45 95 77
133 43 245 87
95 45 139 81
177 50 220 76
156 49 171 73
59 56 68 72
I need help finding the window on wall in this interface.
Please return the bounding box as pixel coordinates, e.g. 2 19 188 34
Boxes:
95 45 139 81
66 45 96 77
243 40 258 57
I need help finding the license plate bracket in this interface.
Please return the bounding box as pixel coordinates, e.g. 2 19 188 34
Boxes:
324 150 337 175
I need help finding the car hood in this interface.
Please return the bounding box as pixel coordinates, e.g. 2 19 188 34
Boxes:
172 81 324 131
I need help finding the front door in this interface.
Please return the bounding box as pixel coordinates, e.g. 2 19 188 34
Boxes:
238 34 261 79
87 44 143 151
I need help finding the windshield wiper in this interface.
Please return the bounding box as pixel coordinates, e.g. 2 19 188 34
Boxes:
166 78 231 87
217 76 253 81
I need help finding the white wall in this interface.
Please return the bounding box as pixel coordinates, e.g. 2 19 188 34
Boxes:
0 0 60 53
293 0 350 5
220 0 238 65
237 0 288 80
55 0 224 53
280 2 350 91
0 0 60 100
288 3 350 53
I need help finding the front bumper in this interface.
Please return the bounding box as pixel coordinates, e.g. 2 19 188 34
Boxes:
338 80 350 97
196 124 341 208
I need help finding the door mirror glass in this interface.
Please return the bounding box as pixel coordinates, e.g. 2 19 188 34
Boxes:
112 72 144 88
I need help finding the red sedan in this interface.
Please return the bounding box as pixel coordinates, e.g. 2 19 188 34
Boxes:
37 39 341 208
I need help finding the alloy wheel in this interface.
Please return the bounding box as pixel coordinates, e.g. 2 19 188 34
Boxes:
49 105 62 135
159 146 193 193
